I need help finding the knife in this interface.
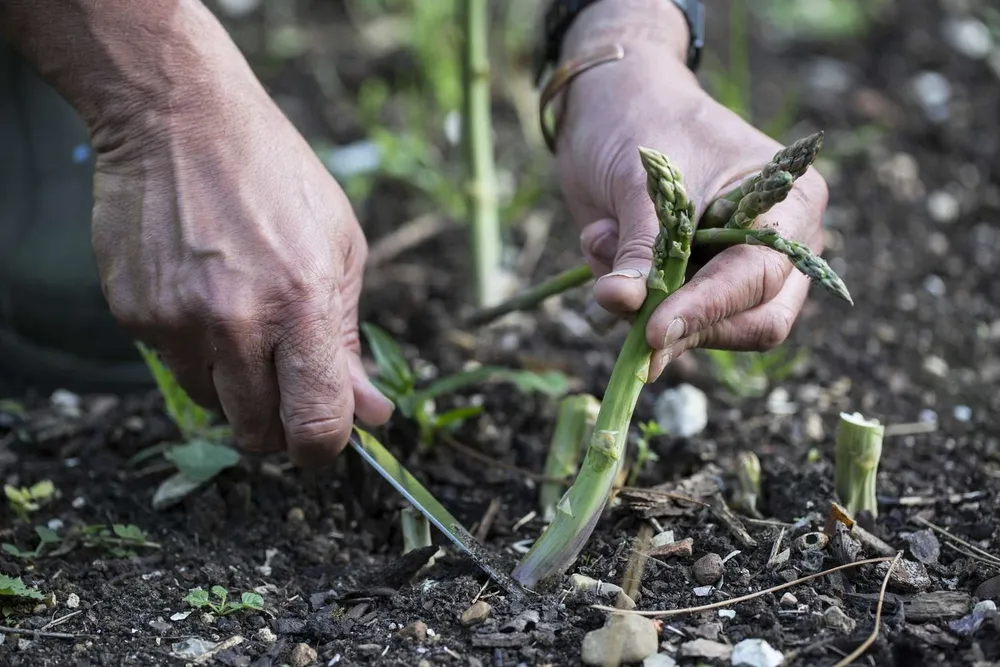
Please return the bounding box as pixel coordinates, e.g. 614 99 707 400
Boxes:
349 428 526 600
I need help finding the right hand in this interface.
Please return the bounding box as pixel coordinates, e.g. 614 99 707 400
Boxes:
89 73 393 466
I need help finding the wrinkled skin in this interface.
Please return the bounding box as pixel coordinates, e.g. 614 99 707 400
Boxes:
554 7 829 382
91 80 393 467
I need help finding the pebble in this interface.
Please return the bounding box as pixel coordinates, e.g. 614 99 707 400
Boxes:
804 413 825 442
904 529 941 564
397 620 428 643
255 627 277 644
288 642 318 667
651 531 676 548
942 17 993 59
642 654 678 667
731 638 784 667
66 593 80 609
679 638 732 661
927 190 961 224
692 553 725 585
823 606 857 634
766 387 798 415
923 355 949 378
953 405 972 423
923 274 947 297
780 593 798 607
581 615 659 666
653 384 708 438
718 609 736 620
461 601 491 627
910 71 951 123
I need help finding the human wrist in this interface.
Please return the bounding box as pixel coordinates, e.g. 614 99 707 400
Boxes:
560 0 692 69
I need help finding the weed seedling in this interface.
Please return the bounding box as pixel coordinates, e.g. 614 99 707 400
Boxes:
627 420 665 486
183 586 264 616
4 479 55 522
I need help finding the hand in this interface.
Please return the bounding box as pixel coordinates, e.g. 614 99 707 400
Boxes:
90 72 393 466
552 2 829 381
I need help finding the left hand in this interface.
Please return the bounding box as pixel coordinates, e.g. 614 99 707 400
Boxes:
550 0 829 382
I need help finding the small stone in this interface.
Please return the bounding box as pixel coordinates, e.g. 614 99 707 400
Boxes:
923 355 949 378
942 17 993 59
780 593 798 607
651 531 676 548
953 405 972 423
286 507 306 523
66 593 80 609
904 529 941 564
461 601 491 626
581 615 659 665
923 274 947 297
653 384 708 438
823 606 856 634
692 553 725 585
911 71 951 123
148 620 171 633
718 609 736 620
643 654 677 667
877 559 932 593
975 574 1000 600
397 620 428 642
974 600 996 614
288 643 318 667
693 585 715 597
804 413 824 441
731 638 784 667
927 190 961 224
679 638 732 661
766 387 797 415
693 622 722 641
255 627 277 643
17 638 32 651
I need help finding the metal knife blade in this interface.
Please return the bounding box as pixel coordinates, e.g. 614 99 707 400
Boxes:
348 428 526 600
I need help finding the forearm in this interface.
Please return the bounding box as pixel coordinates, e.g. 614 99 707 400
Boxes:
0 0 267 151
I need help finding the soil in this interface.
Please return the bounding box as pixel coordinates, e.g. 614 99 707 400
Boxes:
3 1 1000 666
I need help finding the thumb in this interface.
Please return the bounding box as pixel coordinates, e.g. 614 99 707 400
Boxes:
591 182 659 316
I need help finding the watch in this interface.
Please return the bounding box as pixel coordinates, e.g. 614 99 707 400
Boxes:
534 0 705 85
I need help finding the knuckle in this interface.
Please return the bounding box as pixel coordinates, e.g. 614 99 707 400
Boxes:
284 409 349 447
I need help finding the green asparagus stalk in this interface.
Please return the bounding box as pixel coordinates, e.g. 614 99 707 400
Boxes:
726 170 794 229
834 412 885 518
539 394 602 522
401 505 433 553
460 0 502 308
694 227 853 304
510 146 695 589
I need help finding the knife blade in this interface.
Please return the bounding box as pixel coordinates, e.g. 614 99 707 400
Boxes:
349 428 526 600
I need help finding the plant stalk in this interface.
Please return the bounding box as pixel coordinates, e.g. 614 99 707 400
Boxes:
511 147 695 589
401 505 433 554
460 0 501 307
834 412 885 518
463 264 593 327
539 394 601 522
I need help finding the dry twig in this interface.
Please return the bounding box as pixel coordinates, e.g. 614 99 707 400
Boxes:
831 552 902 667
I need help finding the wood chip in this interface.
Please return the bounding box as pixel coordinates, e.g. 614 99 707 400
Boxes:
470 632 530 648
648 537 694 559
619 464 723 518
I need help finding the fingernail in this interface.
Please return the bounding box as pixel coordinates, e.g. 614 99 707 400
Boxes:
646 348 673 383
662 317 686 348
600 268 644 280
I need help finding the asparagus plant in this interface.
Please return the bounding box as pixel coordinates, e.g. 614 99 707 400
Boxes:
539 393 601 522
510 146 696 588
459 0 502 308
834 411 885 518
464 132 850 328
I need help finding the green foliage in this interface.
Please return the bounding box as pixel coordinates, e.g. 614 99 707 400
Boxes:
2 523 159 560
183 586 264 616
627 420 664 486
755 0 890 41
4 480 56 522
0 574 43 601
361 322 569 447
703 347 809 400
163 441 242 484
137 342 213 441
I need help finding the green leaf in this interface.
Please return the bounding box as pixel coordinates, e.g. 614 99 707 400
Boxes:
409 366 569 408
164 440 241 484
2 543 33 559
240 592 264 609
0 574 44 600
360 322 414 397
112 524 146 542
136 342 213 439
34 526 60 544
433 405 484 432
183 587 210 608
210 585 228 600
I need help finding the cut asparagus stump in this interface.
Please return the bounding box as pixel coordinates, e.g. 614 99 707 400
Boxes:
538 394 601 522
510 146 696 589
834 412 885 518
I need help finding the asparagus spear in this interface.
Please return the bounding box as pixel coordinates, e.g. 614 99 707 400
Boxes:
538 394 602 522
510 146 695 589
835 412 885 518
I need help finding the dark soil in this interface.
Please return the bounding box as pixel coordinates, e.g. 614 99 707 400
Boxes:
3 1 1000 665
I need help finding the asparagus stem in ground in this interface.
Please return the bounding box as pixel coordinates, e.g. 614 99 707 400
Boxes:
463 264 593 327
401 505 433 554
835 412 885 519
510 146 695 589
694 227 853 304
539 394 602 522
460 0 501 307
733 451 763 519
